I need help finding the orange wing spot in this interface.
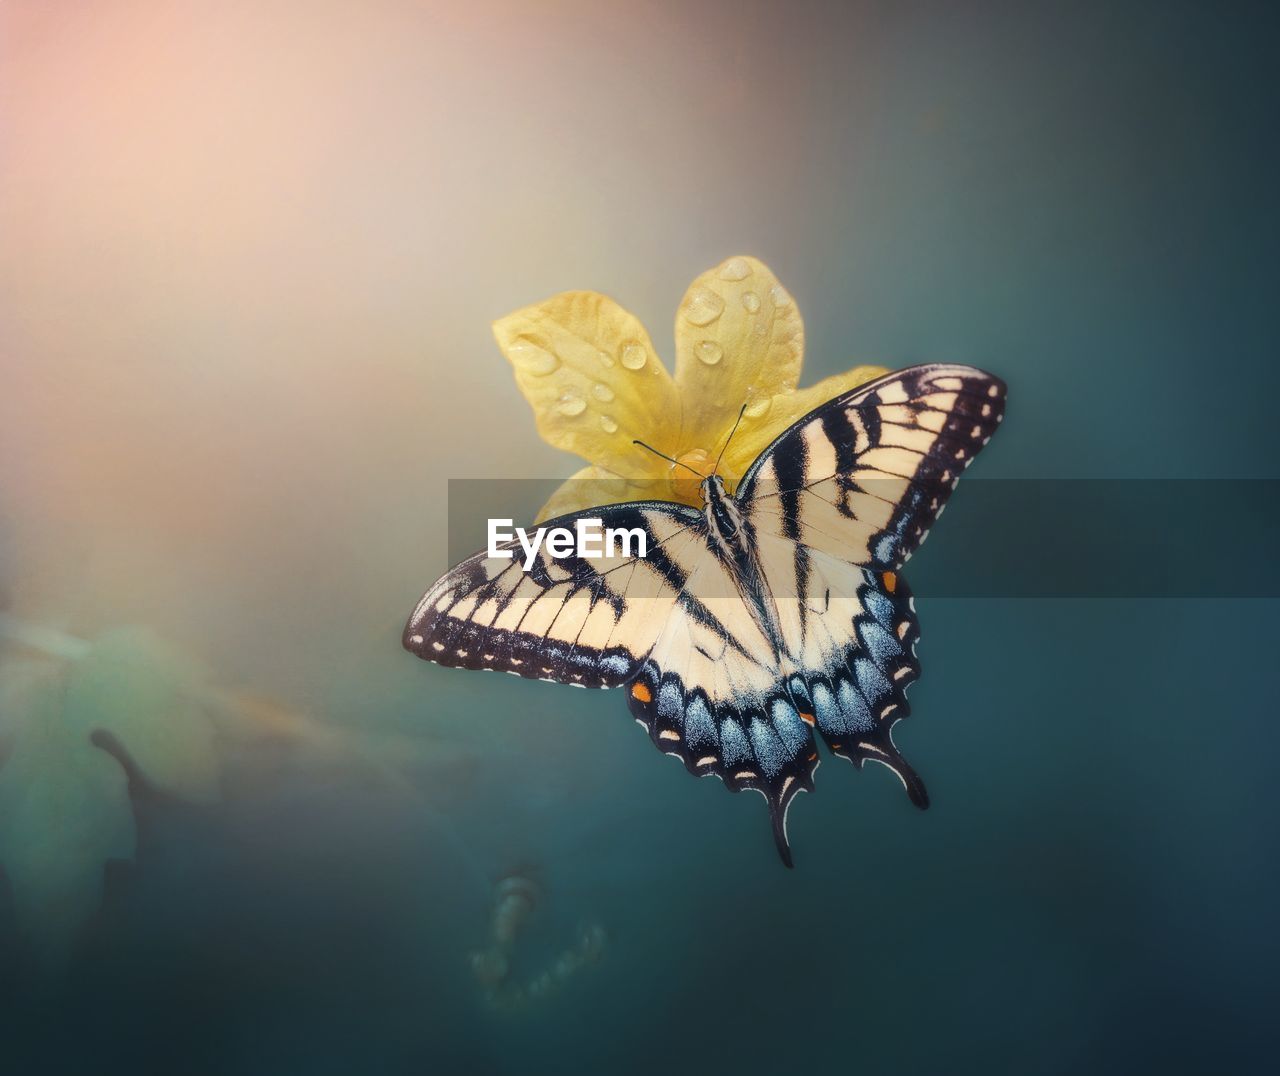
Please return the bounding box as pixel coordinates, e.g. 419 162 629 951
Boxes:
808 752 818 761
831 743 843 751
630 682 652 704
799 711 816 726
882 571 897 593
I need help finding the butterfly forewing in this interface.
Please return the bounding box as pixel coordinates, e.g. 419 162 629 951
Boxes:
404 502 703 688
740 363 1006 571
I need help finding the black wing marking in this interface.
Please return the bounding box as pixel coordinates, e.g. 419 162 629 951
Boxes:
403 501 703 688
739 364 1006 571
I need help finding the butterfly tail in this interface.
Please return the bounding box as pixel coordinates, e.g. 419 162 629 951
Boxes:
862 738 930 810
768 796 796 869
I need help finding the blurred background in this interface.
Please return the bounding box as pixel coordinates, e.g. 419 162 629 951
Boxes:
1 1 1277 1073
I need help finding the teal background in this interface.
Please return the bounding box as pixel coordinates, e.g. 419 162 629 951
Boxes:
2 2 1277 1073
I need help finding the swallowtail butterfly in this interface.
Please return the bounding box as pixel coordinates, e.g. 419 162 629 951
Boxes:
405 364 1006 865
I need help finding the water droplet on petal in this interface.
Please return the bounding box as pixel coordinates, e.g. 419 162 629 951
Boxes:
683 287 725 327
744 396 772 418
592 383 615 402
620 342 648 370
741 291 761 313
769 284 793 308
556 391 587 416
718 257 752 281
508 336 560 376
695 340 723 365
597 349 615 368
599 415 619 433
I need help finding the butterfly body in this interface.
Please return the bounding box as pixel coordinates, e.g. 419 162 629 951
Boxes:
405 364 1006 866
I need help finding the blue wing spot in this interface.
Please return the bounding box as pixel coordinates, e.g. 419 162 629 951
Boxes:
720 720 751 766
854 658 892 706
749 718 786 779
862 585 896 629
770 699 810 755
836 678 875 733
810 681 839 729
601 653 630 677
684 696 718 748
857 619 902 670
656 680 684 720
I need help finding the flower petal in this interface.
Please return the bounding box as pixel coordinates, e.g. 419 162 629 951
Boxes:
673 257 804 448
534 465 678 523
495 292 680 473
721 364 891 480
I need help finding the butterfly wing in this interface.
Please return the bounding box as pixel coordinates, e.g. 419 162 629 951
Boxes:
403 502 704 688
739 362 1006 570
622 548 820 868
739 363 1005 798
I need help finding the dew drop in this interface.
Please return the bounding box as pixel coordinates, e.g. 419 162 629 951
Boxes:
508 336 560 376
620 342 648 370
741 291 761 313
556 391 587 416
599 415 619 433
592 382 615 402
744 396 772 418
769 284 793 308
683 287 725 327
718 257 752 281
695 340 723 365
597 349 615 369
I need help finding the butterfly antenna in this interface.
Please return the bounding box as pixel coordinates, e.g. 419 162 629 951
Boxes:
632 440 705 479
713 404 748 477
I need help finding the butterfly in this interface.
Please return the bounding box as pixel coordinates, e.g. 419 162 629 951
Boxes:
404 364 1006 866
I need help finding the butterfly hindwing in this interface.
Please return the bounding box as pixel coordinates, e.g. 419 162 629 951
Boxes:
623 567 819 867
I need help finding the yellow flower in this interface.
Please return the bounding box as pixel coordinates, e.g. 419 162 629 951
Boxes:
493 256 889 522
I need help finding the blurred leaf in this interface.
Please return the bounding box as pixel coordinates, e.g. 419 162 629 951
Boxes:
0 626 220 968
62 628 219 804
